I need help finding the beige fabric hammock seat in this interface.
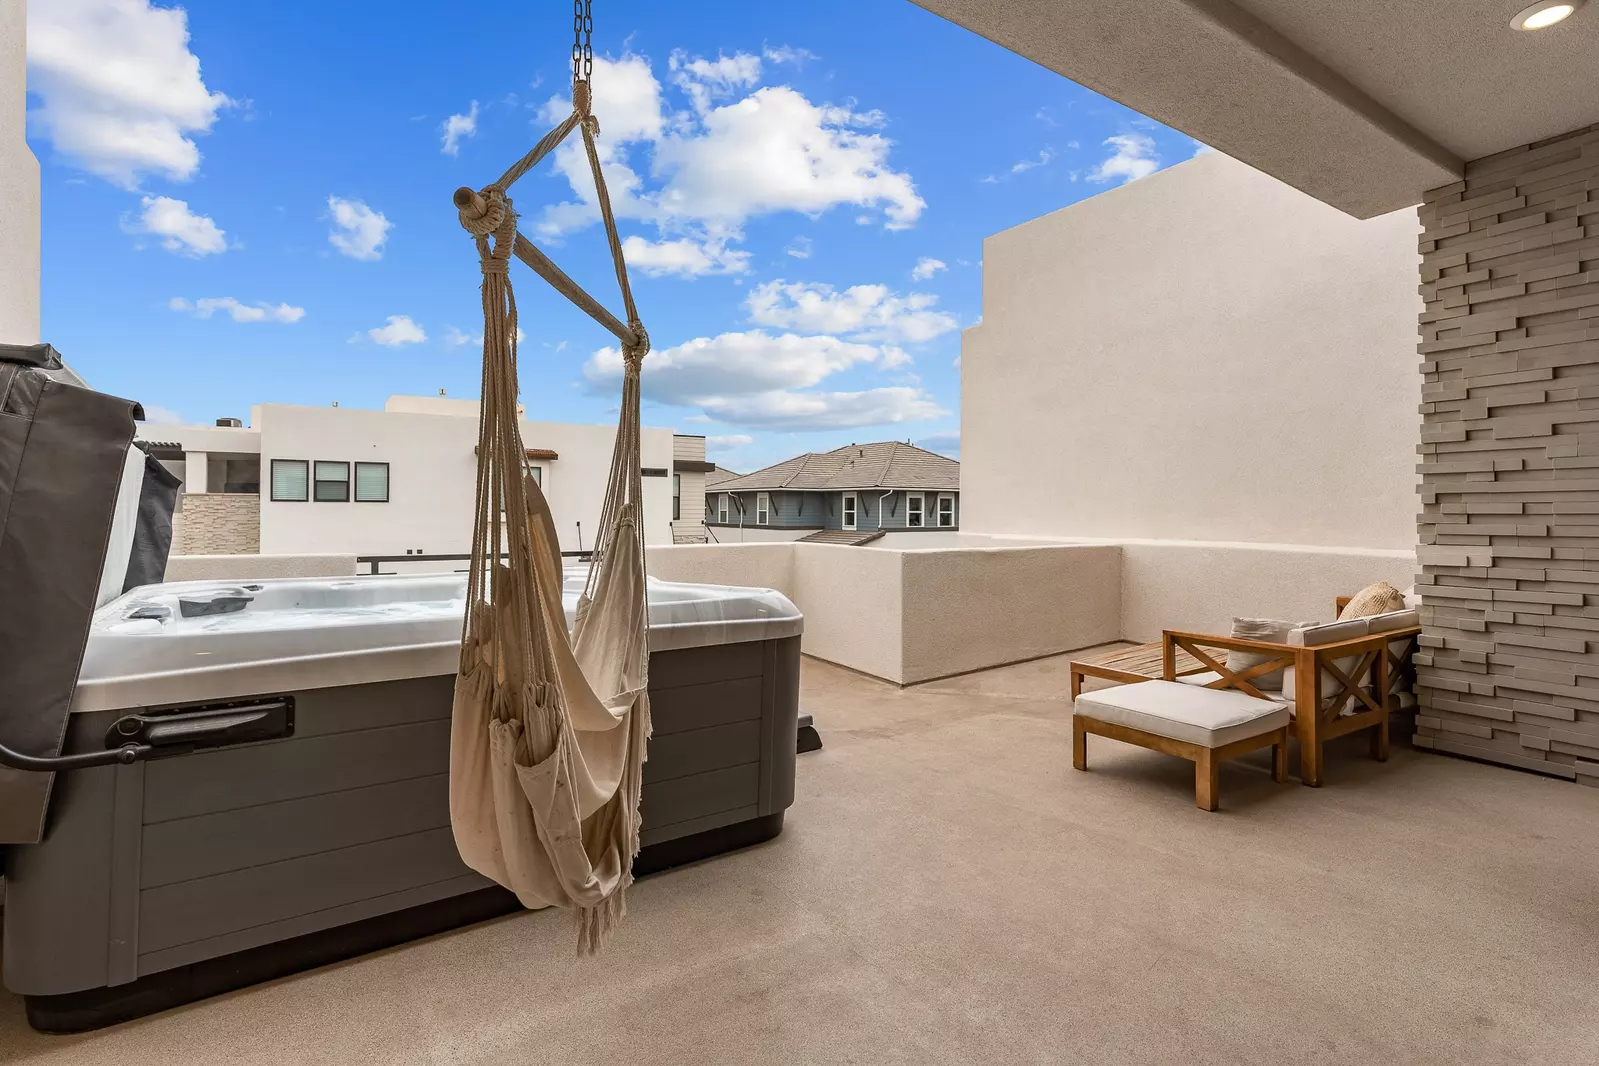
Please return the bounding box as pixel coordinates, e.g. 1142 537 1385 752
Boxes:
448 78 654 953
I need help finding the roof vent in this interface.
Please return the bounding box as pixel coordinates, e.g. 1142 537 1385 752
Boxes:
215 417 242 428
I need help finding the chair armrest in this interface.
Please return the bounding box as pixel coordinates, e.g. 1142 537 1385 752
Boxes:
1161 630 1295 655
1306 627 1421 657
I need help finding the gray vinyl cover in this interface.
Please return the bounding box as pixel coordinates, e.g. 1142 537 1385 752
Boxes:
0 357 142 843
123 449 180 593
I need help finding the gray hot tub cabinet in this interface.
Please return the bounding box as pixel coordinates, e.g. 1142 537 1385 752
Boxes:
2 573 801 1030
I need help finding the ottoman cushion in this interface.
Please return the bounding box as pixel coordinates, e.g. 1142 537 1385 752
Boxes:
1075 680 1289 748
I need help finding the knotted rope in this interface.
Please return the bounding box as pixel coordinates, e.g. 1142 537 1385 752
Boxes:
451 79 653 953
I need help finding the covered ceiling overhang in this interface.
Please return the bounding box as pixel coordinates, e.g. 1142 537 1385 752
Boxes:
910 0 1599 218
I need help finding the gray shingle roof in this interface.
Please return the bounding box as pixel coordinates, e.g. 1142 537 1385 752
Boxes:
704 466 742 488
712 442 958 493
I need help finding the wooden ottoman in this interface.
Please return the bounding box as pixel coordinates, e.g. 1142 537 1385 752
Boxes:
1073 680 1290 811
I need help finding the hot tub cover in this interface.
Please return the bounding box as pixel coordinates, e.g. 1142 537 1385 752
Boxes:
72 569 801 713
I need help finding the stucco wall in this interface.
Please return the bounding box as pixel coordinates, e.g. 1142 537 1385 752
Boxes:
164 553 358 582
1118 540 1416 642
0 0 39 345
650 540 1119 685
900 544 1120 683
178 494 261 555
1412 125 1599 785
255 403 674 558
962 150 1420 550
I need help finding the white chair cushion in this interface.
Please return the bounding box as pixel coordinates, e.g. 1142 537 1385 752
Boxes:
1075 680 1290 748
1282 617 1370 700
1223 617 1307 691
1177 669 1282 694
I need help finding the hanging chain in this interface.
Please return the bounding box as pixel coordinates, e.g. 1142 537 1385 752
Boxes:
571 0 593 84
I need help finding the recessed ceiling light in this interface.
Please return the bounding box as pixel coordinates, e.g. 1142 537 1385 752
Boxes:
1511 0 1582 30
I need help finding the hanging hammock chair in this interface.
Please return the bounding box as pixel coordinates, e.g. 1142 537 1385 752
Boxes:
448 3 651 953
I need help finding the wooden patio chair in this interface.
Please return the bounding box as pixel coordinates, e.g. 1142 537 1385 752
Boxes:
1157 607 1420 787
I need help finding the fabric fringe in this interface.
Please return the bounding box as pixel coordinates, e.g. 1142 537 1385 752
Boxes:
575 879 631 956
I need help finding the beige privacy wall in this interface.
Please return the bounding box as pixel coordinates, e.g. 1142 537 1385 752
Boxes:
1415 124 1599 786
962 151 1420 550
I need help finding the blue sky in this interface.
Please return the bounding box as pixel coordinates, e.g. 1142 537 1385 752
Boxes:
25 0 1194 473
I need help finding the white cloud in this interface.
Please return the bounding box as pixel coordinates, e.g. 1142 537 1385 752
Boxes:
169 296 304 323
366 315 426 346
1089 133 1159 184
1192 139 1215 157
26 0 231 187
707 434 754 451
584 330 944 431
125 196 225 256
762 45 817 68
670 50 762 114
445 325 524 347
910 257 946 282
139 404 185 425
1011 148 1053 174
917 432 960 457
744 280 958 345
327 197 393 261
440 100 479 156
535 53 923 260
981 147 1054 184
785 235 813 259
620 235 750 278
694 387 944 430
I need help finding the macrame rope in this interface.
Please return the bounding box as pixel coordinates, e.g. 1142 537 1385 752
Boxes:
455 80 652 953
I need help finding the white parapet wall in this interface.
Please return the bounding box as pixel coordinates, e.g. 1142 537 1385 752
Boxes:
1117 540 1417 641
163 554 360 582
899 543 1121 684
648 539 1122 685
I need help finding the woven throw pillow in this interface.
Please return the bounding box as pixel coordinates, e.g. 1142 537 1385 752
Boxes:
1224 618 1304 691
1339 581 1405 620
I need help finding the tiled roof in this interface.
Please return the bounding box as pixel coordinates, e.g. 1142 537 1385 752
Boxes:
712 441 959 493
704 466 742 488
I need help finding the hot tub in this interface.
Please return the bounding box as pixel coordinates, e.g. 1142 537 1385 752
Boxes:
2 570 802 1031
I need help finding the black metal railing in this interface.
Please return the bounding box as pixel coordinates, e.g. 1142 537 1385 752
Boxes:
354 551 594 576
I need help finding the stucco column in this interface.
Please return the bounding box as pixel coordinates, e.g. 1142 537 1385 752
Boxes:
0 0 41 345
184 451 210 494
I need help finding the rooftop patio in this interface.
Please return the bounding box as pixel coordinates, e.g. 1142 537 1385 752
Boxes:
4 651 1593 1065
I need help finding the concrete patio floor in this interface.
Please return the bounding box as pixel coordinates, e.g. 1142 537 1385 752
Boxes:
3 648 1597 1064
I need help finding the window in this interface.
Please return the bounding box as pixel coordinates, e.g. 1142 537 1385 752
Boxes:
717 493 730 524
314 461 350 502
756 492 770 526
673 474 682 521
938 493 955 527
528 464 542 487
354 462 389 502
907 493 924 528
270 459 309 502
842 491 857 531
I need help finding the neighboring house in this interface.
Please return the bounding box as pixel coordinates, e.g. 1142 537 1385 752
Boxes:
705 442 959 545
670 435 715 544
137 395 687 560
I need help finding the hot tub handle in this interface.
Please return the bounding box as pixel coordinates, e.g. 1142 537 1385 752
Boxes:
0 698 294 773
0 739 152 772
